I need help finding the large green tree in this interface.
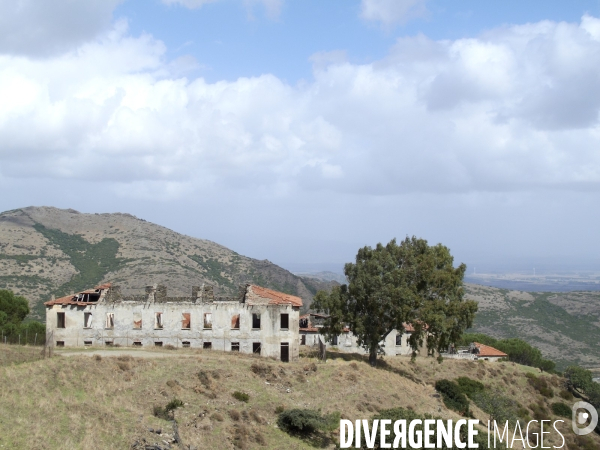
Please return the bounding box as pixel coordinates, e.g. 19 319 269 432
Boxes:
312 237 477 366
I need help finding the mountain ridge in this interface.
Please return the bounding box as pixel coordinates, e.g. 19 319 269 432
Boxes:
0 206 335 319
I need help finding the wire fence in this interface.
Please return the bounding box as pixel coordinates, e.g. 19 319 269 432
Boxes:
0 330 46 346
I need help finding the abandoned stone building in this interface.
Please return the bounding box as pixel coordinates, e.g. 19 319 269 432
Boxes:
299 313 415 357
45 283 302 362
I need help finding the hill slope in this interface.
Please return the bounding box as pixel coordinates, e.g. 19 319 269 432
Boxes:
0 207 334 319
465 283 600 371
0 347 590 449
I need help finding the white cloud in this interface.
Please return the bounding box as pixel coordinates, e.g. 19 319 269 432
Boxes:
1 16 600 201
161 0 219 9
360 0 428 26
0 0 122 56
163 0 283 18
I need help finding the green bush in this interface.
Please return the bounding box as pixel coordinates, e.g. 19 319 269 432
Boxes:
456 376 485 399
551 402 571 418
277 409 339 435
153 398 184 420
527 374 554 398
435 379 469 415
232 391 250 402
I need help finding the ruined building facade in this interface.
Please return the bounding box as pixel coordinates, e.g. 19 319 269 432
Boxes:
44 283 302 362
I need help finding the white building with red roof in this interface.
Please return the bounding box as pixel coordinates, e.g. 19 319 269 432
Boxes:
45 283 302 361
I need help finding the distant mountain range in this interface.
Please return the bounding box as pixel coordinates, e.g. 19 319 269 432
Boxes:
0 207 335 319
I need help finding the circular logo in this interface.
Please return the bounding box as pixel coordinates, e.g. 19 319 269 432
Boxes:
572 401 598 436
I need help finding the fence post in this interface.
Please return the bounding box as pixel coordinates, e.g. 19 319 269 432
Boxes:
34 333 37 346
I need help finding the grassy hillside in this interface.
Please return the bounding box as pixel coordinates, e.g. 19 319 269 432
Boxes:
0 207 335 319
0 347 595 449
465 284 600 372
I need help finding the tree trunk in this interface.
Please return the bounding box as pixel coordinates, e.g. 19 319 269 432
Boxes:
369 348 378 367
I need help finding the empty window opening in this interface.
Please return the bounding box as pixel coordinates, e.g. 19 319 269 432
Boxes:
280 313 289 330
155 312 163 329
280 342 289 362
203 313 212 329
231 342 240 352
56 341 65 347
396 334 402 346
105 313 114 329
105 341 113 346
57 312 65 329
203 342 212 350
252 313 261 329
182 313 191 330
133 313 142 329
84 312 93 328
133 341 142 347
231 314 240 329
301 335 306 345
299 317 308 328
253 342 261 354
154 341 163 347
182 341 191 348
83 340 92 346
331 335 338 346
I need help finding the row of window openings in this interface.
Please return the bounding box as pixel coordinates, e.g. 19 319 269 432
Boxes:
57 312 289 330
59 340 263 353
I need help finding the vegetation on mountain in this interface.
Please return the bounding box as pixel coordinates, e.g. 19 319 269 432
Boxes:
564 365 600 409
434 379 470 415
465 285 600 371
312 237 478 366
0 207 336 320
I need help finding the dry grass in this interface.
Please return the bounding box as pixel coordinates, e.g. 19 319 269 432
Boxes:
0 344 45 366
0 348 596 449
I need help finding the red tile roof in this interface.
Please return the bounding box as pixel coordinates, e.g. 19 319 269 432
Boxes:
247 285 303 307
44 283 111 306
474 342 508 358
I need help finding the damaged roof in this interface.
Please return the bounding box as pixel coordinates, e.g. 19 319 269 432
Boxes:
44 283 111 306
246 285 303 307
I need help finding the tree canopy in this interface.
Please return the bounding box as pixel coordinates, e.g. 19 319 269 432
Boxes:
311 237 478 365
0 289 45 344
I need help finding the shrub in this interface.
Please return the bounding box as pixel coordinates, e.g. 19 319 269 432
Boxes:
473 389 518 423
229 409 241 421
527 375 554 398
277 409 339 435
437 355 444 364
456 376 485 399
232 391 250 403
165 398 184 412
559 389 573 401
551 402 572 418
529 402 551 422
435 379 469 415
274 405 285 414
211 412 224 422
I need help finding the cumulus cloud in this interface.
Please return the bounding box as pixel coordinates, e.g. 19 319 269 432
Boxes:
1 16 600 200
360 0 428 26
0 0 122 56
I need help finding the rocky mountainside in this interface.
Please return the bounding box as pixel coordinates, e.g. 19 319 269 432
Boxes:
0 207 335 319
465 283 600 371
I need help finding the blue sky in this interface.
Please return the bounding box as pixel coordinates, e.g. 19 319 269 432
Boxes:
114 0 600 83
1 0 600 275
